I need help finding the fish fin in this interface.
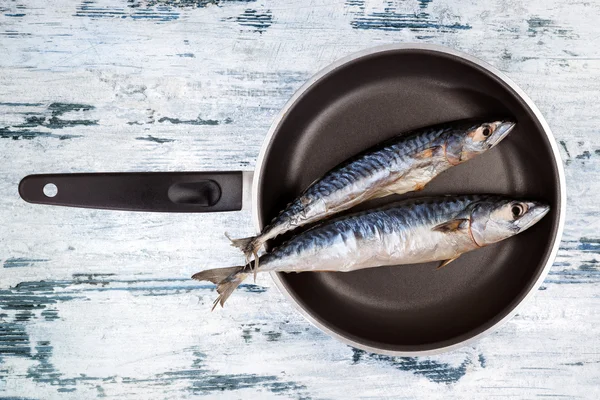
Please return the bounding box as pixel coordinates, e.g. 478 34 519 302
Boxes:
225 232 261 266
414 146 442 160
432 219 469 233
369 189 393 200
437 257 460 270
414 182 426 191
372 188 410 199
191 266 240 285
192 266 248 310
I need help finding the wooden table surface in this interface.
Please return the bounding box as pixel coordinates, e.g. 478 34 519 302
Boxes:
1 0 599 398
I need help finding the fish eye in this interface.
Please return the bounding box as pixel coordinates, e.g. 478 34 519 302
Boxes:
511 204 525 219
482 126 492 137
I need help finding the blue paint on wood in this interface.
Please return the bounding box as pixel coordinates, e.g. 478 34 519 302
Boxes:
75 0 180 22
157 116 229 125
345 0 364 7
545 267 599 283
135 135 175 143
68 283 267 295
25 114 93 129
351 348 470 384
71 273 116 286
234 9 272 33
351 11 471 32
241 323 265 343
4 334 106 394
141 0 257 8
15 311 34 322
3 263 518 400
527 16 575 38
0 273 274 395
0 128 83 140
478 354 486 368
0 397 40 400
265 331 282 342
96 385 106 397
191 374 302 394
0 323 31 357
241 284 267 293
128 109 232 126
168 351 309 396
40 309 59 321
528 17 553 29
1 102 95 140
19 348 310 396
0 281 78 312
240 320 314 343
579 260 598 271
27 341 60 383
3 258 49 268
578 237 600 252
576 151 591 160
22 340 102 393
241 325 257 342
0 102 43 107
349 0 470 32
554 140 600 166
0 277 267 305
0 32 32 38
47 102 93 114
559 140 571 159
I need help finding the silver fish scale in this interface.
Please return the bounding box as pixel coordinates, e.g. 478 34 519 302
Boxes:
305 126 450 199
264 125 455 232
262 195 487 265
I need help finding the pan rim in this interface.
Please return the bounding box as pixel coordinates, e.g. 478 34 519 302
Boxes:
252 43 566 356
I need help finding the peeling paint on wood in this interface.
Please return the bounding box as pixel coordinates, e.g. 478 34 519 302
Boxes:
351 348 472 384
347 0 470 32
234 9 272 33
75 1 181 22
3 259 49 269
135 135 175 143
0 102 95 140
1 0 600 398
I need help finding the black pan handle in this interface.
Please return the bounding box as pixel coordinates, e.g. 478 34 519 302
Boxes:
19 172 248 212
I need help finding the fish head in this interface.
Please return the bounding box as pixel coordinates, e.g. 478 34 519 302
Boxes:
468 197 550 246
445 120 515 164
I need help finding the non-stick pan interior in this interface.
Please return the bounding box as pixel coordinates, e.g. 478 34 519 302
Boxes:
257 49 561 352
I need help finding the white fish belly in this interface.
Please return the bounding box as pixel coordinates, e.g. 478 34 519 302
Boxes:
262 225 476 273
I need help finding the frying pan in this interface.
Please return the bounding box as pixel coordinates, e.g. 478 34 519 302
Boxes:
19 44 566 355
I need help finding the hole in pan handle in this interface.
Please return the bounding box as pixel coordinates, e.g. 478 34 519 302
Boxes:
18 172 246 213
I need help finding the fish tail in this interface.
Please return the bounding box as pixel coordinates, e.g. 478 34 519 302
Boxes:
192 266 249 310
225 233 263 272
226 233 256 257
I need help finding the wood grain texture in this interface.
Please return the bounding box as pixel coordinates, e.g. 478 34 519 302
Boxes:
1 0 599 398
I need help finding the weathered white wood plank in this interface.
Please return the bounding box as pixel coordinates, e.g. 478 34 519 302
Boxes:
1 0 599 398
